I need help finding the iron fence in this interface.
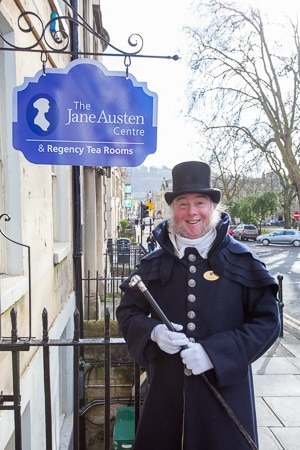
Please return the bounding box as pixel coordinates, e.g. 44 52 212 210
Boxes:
0 219 146 449
83 243 147 321
0 306 142 450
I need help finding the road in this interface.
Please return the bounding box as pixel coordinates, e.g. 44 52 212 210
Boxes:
243 241 300 323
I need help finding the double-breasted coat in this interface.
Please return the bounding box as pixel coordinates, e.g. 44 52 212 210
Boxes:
116 214 280 450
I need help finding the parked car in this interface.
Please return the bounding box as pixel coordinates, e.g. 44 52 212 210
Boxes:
261 220 284 226
266 220 285 226
232 224 259 241
228 225 236 236
256 229 300 247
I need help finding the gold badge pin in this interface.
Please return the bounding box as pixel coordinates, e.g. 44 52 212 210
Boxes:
203 270 219 281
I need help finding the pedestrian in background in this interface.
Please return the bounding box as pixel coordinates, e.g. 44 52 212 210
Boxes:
146 232 156 252
117 161 280 450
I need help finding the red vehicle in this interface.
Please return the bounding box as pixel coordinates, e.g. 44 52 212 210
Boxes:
228 225 236 236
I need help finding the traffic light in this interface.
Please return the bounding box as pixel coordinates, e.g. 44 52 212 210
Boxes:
141 203 149 218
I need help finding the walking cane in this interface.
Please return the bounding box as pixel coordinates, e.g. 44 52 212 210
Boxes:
129 274 258 450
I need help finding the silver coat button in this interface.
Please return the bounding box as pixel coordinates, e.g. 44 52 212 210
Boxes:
187 294 196 303
187 311 196 319
188 279 196 287
184 367 193 376
188 254 196 262
187 322 196 331
189 265 196 274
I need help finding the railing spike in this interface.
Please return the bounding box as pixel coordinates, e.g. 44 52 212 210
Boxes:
42 308 49 342
10 308 18 343
73 308 80 342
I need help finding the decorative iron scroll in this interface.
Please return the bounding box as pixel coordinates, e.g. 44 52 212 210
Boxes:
0 7 179 64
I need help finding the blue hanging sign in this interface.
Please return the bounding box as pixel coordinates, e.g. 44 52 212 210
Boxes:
12 59 158 167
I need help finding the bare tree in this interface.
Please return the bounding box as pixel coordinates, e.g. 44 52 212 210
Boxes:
185 1 300 212
192 126 261 203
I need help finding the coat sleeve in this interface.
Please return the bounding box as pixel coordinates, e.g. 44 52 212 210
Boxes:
116 277 162 367
200 284 280 388
117 250 175 367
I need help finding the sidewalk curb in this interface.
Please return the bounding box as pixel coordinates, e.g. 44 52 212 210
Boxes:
283 312 300 336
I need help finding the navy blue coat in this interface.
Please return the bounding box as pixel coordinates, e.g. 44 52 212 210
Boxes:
117 214 280 450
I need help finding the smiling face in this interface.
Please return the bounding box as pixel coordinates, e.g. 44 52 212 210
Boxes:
170 193 215 239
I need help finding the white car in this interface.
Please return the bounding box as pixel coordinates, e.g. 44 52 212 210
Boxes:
256 229 300 246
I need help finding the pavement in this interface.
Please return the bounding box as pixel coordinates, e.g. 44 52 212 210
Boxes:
253 313 300 449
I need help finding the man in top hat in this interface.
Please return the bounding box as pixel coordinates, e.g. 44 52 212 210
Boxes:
117 161 280 450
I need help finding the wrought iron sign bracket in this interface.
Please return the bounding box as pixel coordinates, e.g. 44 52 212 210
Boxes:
0 7 179 76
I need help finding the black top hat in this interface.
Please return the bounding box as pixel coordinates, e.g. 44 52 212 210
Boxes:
164 161 221 205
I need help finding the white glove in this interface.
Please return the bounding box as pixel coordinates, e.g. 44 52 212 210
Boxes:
180 342 213 375
151 323 189 354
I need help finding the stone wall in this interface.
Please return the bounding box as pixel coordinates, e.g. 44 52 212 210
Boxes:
83 320 135 449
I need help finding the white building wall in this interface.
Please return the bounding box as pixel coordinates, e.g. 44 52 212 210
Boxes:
0 1 74 448
0 0 125 447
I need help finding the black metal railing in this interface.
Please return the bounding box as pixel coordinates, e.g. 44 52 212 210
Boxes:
277 274 284 337
83 243 147 320
0 306 141 450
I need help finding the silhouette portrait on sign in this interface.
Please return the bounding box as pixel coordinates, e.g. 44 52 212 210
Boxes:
33 97 50 131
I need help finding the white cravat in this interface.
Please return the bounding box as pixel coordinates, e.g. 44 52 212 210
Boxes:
169 228 216 259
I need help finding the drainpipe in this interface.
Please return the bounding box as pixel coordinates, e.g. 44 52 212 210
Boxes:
70 2 86 447
70 0 83 338
72 166 83 335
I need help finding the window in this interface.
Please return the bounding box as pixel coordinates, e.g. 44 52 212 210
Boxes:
52 165 72 264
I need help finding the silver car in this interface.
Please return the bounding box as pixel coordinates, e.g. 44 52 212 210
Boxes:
232 224 259 241
256 229 300 247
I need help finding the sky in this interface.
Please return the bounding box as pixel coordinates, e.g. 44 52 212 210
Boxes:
100 0 299 169
101 0 194 168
